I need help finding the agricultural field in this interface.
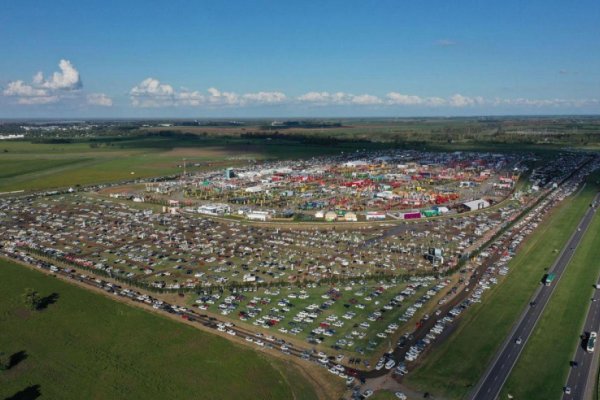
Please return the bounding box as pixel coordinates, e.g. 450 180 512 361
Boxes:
135 116 600 147
404 171 600 398
0 136 350 192
0 258 319 400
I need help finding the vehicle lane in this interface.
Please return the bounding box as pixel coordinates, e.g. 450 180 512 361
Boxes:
563 201 600 400
470 192 600 400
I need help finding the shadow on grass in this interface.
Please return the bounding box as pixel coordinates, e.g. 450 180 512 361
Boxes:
4 384 41 400
37 293 59 311
8 351 27 369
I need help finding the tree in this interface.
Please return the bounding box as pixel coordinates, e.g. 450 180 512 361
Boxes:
22 288 40 311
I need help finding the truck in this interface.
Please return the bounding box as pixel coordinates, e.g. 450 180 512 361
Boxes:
587 332 597 353
543 273 556 286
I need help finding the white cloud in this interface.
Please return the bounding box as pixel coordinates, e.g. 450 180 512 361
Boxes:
32 71 44 85
130 78 176 107
297 91 382 106
206 87 240 105
351 94 383 105
3 59 83 105
299 91 482 108
386 92 427 106
297 91 338 104
16 95 60 105
176 90 205 106
87 93 113 107
425 97 447 107
3 80 59 104
130 78 288 108
4 80 48 97
37 59 82 90
131 78 174 96
493 97 599 108
242 91 287 105
448 94 484 107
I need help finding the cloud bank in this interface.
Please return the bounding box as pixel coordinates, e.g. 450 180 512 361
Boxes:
128 78 596 110
87 93 113 107
129 78 287 108
3 80 59 104
2 61 598 112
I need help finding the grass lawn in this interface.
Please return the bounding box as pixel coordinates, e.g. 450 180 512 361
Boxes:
0 159 88 181
404 175 600 399
500 189 600 399
0 259 318 400
371 391 398 400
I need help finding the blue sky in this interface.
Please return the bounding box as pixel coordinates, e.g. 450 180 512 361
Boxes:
1 0 599 117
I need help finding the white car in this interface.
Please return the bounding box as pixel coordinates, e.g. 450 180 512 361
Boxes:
564 386 572 395
395 392 407 400
515 337 523 345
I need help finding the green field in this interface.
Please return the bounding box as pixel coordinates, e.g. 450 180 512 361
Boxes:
370 391 398 400
0 136 352 192
0 259 318 400
405 175 600 398
501 185 600 398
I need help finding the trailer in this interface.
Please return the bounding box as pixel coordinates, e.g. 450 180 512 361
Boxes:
403 212 422 220
543 273 556 286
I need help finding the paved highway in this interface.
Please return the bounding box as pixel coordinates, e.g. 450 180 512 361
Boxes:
470 192 600 400
563 199 600 400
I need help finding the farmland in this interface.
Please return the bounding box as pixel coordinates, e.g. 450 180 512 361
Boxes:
0 258 319 400
134 117 600 147
0 136 352 192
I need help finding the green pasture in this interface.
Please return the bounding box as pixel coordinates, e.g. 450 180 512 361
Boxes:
0 259 317 400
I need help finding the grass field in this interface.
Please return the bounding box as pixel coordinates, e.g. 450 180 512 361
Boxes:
0 259 318 400
500 184 600 398
0 136 353 192
404 175 600 399
370 391 398 400
137 117 600 146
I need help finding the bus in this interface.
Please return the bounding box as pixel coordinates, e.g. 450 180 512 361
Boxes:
543 273 556 286
587 332 597 353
